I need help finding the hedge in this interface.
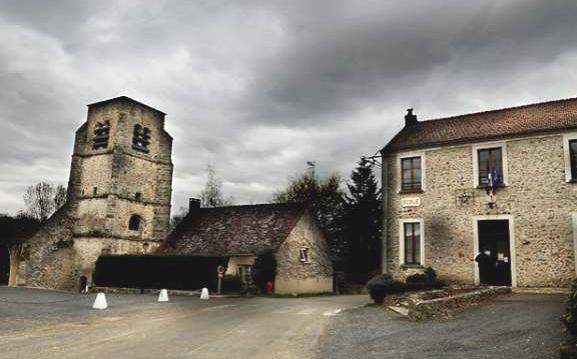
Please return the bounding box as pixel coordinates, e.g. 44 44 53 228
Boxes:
93 255 228 291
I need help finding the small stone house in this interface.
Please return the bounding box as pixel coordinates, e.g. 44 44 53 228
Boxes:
164 200 334 294
381 98 577 288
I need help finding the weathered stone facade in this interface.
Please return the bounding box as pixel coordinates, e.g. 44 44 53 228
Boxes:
275 211 333 294
16 97 173 290
383 127 577 288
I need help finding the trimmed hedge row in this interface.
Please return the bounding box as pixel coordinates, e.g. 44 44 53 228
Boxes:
93 255 228 291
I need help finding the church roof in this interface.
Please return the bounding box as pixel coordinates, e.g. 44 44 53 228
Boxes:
163 203 307 256
87 96 166 115
382 97 577 154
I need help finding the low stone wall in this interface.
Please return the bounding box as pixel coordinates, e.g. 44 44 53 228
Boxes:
91 286 200 296
408 286 511 321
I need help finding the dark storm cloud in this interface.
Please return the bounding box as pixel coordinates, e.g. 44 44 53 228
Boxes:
1 0 577 214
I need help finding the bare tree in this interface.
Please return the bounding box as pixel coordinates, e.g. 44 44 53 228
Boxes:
53 184 67 210
199 165 233 207
23 182 67 222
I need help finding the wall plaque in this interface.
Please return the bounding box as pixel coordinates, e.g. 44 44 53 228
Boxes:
401 197 421 207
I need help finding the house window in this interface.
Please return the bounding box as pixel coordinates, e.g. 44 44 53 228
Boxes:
135 192 142 201
403 222 421 265
401 156 422 192
92 121 110 150
299 248 310 263
128 214 142 231
477 147 503 187
569 139 577 181
132 124 151 153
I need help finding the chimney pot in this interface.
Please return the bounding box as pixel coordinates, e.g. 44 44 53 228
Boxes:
405 108 418 127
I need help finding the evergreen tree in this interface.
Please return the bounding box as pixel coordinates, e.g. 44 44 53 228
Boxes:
344 158 382 283
272 172 347 267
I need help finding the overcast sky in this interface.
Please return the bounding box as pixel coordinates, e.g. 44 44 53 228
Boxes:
1 0 577 215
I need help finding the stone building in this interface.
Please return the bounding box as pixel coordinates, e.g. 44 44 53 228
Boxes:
164 200 334 294
381 98 577 288
13 96 173 290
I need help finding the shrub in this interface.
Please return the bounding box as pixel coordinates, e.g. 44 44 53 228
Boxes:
424 267 437 282
406 273 428 284
563 280 577 337
252 249 277 292
221 275 243 293
366 273 404 304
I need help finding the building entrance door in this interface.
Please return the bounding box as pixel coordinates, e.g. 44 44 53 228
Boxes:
0 244 10 285
477 220 511 286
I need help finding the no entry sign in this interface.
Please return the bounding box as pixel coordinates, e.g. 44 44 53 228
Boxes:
217 265 225 278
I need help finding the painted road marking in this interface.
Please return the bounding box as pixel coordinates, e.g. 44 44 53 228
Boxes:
323 309 342 316
297 308 315 315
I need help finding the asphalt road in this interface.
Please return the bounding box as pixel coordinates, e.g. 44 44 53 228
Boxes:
0 287 368 359
319 293 567 359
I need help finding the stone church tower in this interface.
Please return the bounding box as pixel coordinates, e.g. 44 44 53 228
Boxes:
15 96 173 290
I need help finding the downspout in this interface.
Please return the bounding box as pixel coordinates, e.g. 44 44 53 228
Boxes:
381 152 389 274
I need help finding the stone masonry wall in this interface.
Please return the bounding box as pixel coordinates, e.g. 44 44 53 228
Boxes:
383 132 577 287
275 211 333 294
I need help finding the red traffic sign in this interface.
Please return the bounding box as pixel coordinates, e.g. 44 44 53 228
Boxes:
217 265 225 274
218 272 224 279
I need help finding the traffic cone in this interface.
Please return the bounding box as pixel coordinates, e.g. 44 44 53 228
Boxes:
92 292 108 310
158 289 169 302
200 288 210 300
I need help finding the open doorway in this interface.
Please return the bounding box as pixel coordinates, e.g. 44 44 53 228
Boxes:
477 220 511 286
0 244 10 285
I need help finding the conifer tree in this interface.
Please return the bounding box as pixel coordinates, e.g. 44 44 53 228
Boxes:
344 158 382 283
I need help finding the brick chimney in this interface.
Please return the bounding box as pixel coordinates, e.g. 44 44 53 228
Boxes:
405 108 418 127
189 198 201 216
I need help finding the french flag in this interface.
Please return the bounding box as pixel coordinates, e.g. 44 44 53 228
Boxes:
487 168 498 196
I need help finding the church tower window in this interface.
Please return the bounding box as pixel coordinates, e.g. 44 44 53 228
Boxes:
92 121 110 150
132 124 151 153
128 214 142 231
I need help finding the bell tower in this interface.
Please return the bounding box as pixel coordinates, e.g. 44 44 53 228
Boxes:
67 96 173 277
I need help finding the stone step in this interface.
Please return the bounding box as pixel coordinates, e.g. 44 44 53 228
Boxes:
387 305 409 317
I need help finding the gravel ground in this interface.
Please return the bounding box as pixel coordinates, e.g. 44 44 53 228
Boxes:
318 293 567 359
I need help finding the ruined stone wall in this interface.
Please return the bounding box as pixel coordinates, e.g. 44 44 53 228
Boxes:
384 132 577 288
275 212 333 294
17 205 79 290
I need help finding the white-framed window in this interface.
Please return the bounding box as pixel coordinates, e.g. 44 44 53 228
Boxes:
563 134 577 182
399 218 425 266
472 142 509 188
397 152 426 193
299 247 310 263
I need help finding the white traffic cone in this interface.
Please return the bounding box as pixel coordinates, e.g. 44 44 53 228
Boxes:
200 288 210 300
158 289 169 302
92 292 108 310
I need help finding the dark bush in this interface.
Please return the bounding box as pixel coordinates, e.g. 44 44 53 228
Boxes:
93 255 228 291
405 273 428 284
424 267 437 282
366 273 405 304
221 275 242 293
252 249 277 292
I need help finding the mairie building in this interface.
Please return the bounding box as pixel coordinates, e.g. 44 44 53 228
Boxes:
380 98 577 288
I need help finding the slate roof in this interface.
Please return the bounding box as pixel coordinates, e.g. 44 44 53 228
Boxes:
163 203 307 256
382 97 577 154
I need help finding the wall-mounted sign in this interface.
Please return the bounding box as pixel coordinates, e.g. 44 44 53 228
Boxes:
401 197 421 207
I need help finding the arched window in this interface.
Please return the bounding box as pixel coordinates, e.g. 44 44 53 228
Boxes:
128 214 142 231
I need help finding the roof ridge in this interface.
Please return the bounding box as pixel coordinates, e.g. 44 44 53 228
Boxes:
198 202 307 210
421 96 577 124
